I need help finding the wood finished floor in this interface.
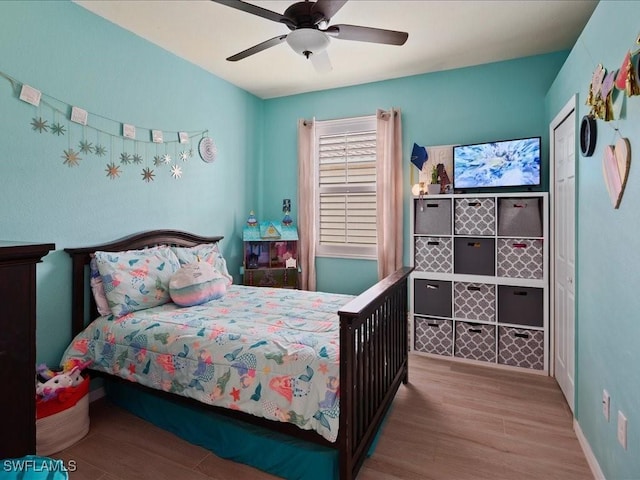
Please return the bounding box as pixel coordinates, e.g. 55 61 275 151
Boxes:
53 355 593 480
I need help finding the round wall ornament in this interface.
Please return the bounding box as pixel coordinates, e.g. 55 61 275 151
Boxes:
580 115 597 157
199 137 217 163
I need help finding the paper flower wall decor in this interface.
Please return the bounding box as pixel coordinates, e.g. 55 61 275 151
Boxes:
51 122 66 136
62 149 81 167
94 145 107 156
78 140 93 154
120 152 132 165
141 167 155 182
171 165 182 179
31 117 48 133
105 162 121 179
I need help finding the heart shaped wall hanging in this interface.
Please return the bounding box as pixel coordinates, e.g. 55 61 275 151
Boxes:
602 137 631 209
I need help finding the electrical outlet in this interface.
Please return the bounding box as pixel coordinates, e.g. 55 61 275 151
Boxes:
617 411 627 450
603 390 610 421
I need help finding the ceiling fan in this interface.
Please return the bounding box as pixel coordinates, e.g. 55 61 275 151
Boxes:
211 0 409 73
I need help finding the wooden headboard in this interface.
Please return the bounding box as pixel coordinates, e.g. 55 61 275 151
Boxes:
64 230 224 337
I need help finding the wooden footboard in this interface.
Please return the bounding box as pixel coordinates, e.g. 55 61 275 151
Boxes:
338 266 413 480
65 230 412 480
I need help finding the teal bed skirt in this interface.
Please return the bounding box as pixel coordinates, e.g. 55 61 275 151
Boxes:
105 381 387 480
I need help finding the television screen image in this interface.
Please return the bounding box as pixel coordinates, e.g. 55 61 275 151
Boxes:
453 137 541 189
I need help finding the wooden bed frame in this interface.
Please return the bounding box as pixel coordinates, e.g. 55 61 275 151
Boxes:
65 229 412 480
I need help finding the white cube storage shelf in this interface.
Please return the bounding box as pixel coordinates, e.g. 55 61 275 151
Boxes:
410 192 548 373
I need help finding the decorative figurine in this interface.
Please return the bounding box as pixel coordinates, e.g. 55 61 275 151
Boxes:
246 210 258 227
282 199 293 226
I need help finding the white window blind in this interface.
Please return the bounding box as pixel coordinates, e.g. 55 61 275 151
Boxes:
315 116 377 259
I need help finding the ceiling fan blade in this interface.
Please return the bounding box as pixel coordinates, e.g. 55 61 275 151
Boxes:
311 0 348 22
227 35 288 61
211 0 295 28
326 24 408 45
310 50 333 73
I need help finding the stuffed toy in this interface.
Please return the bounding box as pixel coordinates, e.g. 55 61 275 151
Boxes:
35 360 91 401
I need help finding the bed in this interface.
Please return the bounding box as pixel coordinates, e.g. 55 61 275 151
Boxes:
63 229 412 480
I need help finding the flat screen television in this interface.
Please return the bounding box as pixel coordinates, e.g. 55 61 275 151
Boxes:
453 136 541 190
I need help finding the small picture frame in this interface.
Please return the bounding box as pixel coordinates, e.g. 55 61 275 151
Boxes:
71 107 88 126
19 85 41 106
152 130 164 143
123 123 136 139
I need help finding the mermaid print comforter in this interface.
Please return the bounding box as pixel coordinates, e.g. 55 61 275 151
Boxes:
61 285 354 443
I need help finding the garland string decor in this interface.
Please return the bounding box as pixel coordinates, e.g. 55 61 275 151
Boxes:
0 70 212 183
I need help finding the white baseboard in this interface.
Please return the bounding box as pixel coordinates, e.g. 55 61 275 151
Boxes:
88 386 105 403
574 419 606 480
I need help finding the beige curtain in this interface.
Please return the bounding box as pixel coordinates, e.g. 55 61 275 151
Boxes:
376 108 403 279
297 118 317 291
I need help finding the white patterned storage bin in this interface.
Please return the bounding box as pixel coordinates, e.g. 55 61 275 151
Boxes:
414 237 452 273
454 321 496 362
498 326 544 370
455 197 495 235
454 282 495 322
414 317 453 356
497 238 543 279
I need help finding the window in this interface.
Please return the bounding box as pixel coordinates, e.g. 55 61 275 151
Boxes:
315 115 377 259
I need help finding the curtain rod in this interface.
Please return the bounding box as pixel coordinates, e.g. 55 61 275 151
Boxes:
378 108 398 119
302 109 398 125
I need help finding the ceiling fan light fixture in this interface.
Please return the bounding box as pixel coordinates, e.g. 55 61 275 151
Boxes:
286 28 330 58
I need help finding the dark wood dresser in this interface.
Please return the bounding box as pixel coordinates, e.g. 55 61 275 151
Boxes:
0 242 54 459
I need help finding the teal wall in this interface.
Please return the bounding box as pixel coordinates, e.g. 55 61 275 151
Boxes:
546 1 640 478
262 52 567 293
0 1 262 365
3 3 634 475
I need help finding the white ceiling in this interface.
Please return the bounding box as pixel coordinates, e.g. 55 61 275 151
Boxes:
74 0 598 99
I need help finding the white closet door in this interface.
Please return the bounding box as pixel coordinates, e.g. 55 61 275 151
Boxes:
553 108 576 412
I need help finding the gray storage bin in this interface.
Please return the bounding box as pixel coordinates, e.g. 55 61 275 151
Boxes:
414 198 452 235
497 285 543 327
454 237 495 276
497 238 543 279
454 282 495 322
454 321 496 362
414 279 452 318
497 197 543 237
455 197 495 236
414 237 452 273
498 326 544 370
414 317 453 356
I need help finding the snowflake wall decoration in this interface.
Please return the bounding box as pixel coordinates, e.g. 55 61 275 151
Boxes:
120 152 132 165
94 145 107 156
153 155 164 167
132 154 143 164
141 167 155 182
51 123 66 136
31 117 49 133
62 149 81 167
79 140 94 154
170 164 182 179
179 151 189 162
105 162 121 179
162 153 172 164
